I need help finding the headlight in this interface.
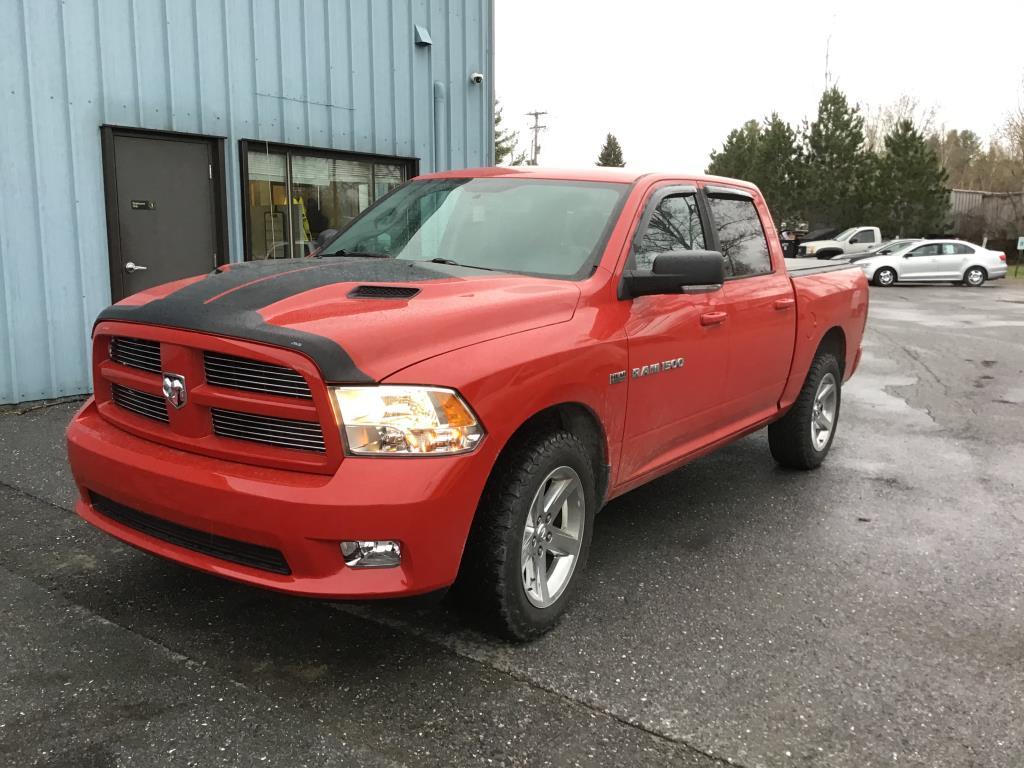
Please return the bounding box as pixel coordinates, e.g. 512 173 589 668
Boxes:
331 386 484 455
806 245 817 255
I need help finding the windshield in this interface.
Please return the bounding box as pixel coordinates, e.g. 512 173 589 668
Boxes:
832 227 858 242
320 177 629 278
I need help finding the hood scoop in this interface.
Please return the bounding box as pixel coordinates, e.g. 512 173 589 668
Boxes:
347 285 421 300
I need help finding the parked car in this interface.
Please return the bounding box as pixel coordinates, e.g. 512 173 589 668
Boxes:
846 238 921 262
798 226 882 258
66 168 869 640
858 239 1008 286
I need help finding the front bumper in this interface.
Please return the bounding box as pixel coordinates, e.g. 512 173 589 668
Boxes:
67 398 491 598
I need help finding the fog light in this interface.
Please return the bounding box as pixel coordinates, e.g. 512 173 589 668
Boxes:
341 540 401 568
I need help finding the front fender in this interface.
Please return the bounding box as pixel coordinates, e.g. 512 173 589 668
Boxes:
383 316 628 489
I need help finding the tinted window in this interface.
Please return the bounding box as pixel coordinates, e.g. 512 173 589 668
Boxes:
634 194 706 271
954 243 974 255
909 244 941 257
706 196 772 277
851 229 876 244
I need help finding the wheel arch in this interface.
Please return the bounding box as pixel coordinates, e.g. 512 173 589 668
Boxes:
817 326 847 378
490 402 610 507
964 264 988 281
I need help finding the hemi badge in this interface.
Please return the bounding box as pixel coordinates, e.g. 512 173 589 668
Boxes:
609 370 626 385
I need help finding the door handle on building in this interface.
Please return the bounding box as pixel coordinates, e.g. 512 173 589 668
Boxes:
124 262 148 273
700 311 728 326
774 298 796 310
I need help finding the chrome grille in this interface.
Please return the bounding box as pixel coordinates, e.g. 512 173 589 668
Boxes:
110 337 162 373
211 408 325 453
204 352 312 399
111 383 169 423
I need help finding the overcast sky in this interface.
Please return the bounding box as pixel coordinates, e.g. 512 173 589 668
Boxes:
494 0 1024 172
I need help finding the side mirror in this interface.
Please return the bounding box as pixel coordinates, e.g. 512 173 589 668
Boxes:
619 250 726 299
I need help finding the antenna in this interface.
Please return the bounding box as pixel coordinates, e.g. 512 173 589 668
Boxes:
824 34 832 88
525 110 548 166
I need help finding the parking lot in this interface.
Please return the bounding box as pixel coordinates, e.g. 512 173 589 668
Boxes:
1 281 1022 767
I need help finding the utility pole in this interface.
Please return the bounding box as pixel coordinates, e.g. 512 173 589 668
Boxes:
525 110 548 166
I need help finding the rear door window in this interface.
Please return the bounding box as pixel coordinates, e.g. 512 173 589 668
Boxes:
705 195 772 278
634 193 706 272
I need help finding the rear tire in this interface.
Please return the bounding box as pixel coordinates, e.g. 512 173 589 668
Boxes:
453 430 596 641
963 266 986 287
769 351 842 470
873 267 897 287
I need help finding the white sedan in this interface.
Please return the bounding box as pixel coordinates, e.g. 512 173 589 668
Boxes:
858 239 1008 287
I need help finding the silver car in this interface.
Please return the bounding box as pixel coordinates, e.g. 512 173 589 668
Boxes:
857 239 1008 287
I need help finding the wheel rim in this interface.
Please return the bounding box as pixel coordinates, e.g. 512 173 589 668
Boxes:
878 270 894 286
521 465 585 609
810 372 838 451
967 269 984 286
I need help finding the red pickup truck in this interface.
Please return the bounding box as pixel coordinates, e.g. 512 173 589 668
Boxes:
67 168 868 639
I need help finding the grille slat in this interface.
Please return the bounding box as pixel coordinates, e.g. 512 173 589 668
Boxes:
212 408 326 453
204 352 311 399
110 337 162 373
211 415 324 436
89 493 291 575
111 383 169 423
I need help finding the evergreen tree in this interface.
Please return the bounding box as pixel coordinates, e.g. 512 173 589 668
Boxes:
707 116 804 224
805 87 871 227
751 114 805 223
596 134 625 167
494 100 520 166
707 120 761 179
877 120 949 236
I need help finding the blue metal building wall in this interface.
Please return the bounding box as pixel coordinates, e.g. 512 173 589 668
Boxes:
0 0 494 405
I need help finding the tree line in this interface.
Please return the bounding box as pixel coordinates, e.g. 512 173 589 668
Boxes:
707 86 1024 237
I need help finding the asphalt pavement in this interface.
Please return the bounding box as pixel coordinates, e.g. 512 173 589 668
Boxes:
1 281 1022 767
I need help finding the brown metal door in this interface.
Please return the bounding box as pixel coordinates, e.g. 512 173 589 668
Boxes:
108 134 218 300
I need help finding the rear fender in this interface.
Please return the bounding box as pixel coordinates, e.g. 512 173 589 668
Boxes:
778 270 868 411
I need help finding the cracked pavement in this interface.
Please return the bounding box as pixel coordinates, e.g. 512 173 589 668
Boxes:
1 281 1022 767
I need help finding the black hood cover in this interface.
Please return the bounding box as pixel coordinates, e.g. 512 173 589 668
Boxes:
97 258 460 382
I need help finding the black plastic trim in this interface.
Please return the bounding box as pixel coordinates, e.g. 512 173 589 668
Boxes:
90 492 292 575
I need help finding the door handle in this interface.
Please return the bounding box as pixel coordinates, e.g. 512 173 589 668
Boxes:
700 311 728 326
774 298 796 310
124 262 148 273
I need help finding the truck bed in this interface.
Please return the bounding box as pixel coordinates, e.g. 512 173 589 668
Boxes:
785 257 858 277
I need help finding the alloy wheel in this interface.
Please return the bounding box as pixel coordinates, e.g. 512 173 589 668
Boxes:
521 466 585 609
810 372 837 451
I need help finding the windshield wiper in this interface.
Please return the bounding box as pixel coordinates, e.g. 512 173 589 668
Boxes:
428 257 501 272
321 249 391 259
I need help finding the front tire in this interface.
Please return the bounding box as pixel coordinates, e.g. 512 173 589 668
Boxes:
873 267 897 287
963 266 986 287
769 351 842 470
454 430 596 641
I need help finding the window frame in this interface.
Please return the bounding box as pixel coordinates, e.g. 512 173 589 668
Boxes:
627 184 711 272
703 186 775 280
238 139 419 262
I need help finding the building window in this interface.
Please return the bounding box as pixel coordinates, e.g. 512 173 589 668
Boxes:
242 143 413 261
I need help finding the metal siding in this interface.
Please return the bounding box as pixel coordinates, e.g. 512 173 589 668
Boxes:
0 0 493 404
